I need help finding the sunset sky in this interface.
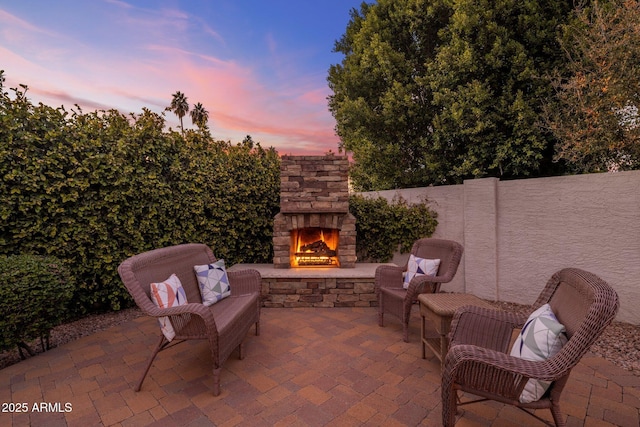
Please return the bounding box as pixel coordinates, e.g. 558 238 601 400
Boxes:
0 0 364 155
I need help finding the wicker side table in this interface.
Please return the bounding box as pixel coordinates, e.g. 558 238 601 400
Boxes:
418 293 494 368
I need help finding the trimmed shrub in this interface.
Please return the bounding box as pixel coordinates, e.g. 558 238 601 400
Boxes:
0 255 75 357
349 194 438 262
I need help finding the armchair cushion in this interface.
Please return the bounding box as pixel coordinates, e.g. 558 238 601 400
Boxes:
403 254 440 289
510 303 568 403
194 259 231 306
150 274 188 341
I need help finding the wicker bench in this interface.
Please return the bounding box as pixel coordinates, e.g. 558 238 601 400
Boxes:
118 243 261 396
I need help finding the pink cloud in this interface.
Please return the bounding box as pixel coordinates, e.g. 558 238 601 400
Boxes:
103 0 133 9
299 87 331 105
31 87 115 112
0 9 52 37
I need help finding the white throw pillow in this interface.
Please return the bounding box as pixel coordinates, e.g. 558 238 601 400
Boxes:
510 303 568 403
149 274 188 341
194 259 231 306
403 254 440 289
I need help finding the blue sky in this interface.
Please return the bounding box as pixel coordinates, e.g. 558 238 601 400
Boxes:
0 0 365 154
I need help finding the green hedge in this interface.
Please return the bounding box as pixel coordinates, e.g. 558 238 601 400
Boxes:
349 194 438 262
0 81 280 315
0 255 74 356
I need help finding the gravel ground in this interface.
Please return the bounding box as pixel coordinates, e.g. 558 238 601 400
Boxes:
1 303 638 375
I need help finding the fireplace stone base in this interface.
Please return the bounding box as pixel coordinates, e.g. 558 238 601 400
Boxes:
228 263 392 308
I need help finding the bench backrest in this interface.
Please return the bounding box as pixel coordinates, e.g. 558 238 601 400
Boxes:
118 243 216 311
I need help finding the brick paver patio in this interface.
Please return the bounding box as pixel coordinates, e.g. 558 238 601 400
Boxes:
1 307 639 426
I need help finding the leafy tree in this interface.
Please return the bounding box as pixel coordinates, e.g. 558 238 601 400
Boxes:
329 0 452 190
328 0 571 190
543 0 640 172
190 102 209 131
167 91 189 134
428 0 570 181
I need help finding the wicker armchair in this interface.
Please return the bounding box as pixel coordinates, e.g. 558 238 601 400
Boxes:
442 268 619 427
118 243 261 396
375 238 464 342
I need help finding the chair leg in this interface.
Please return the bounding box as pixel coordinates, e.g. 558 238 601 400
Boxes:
403 321 409 342
402 302 412 342
212 367 222 396
442 382 458 427
550 401 566 427
255 320 260 336
135 335 166 392
378 295 384 327
238 342 245 360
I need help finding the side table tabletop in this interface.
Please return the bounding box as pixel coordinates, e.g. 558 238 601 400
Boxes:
418 293 494 368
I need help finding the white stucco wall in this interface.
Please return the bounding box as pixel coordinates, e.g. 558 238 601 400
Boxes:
360 170 640 324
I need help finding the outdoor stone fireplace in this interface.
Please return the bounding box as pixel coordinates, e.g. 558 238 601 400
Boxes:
229 154 378 307
273 155 357 268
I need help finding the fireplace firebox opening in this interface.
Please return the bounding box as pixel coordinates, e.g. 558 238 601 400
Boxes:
291 227 339 267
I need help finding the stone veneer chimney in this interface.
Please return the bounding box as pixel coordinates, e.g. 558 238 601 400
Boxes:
273 155 357 268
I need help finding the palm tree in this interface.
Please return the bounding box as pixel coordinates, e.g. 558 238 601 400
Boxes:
190 102 209 131
166 91 189 134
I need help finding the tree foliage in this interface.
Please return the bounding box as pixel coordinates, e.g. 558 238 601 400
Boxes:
167 91 190 133
329 0 452 190
328 0 571 190
191 102 210 131
428 0 570 180
543 0 640 172
0 78 280 315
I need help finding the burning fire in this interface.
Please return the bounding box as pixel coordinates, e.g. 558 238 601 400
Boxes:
293 228 338 266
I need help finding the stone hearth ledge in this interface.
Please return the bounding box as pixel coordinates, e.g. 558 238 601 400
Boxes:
228 263 396 308
228 263 392 278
